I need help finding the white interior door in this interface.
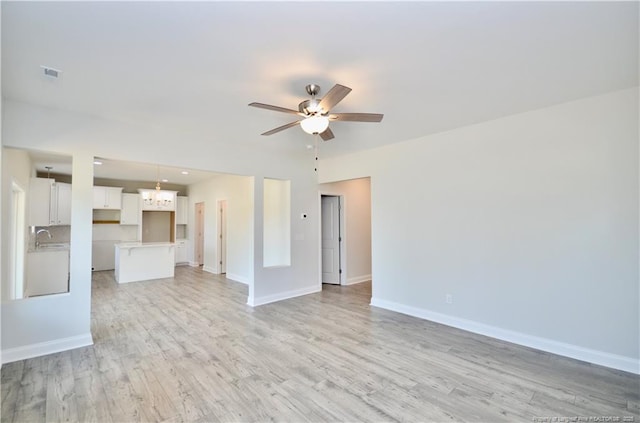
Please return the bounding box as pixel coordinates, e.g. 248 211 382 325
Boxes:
218 200 227 274
195 202 205 266
321 195 341 284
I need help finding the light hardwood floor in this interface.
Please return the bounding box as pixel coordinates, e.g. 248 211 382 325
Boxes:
2 267 639 422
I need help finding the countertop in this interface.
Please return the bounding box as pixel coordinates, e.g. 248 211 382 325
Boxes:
115 242 175 248
28 243 70 253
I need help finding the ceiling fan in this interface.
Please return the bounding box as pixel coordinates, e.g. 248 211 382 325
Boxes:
249 83 383 141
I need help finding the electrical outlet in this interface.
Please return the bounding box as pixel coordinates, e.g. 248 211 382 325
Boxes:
446 294 453 304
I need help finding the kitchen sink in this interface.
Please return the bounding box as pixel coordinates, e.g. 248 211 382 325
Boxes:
36 243 70 250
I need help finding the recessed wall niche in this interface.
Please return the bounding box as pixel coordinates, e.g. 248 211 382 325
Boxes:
263 178 291 267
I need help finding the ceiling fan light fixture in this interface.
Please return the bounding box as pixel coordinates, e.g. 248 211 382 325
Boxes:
249 83 383 139
300 115 329 135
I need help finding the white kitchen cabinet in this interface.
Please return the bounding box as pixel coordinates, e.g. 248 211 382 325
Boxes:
176 196 188 224
28 177 55 227
28 179 72 226
93 186 123 209
26 249 69 296
120 193 140 225
175 239 188 265
51 182 72 225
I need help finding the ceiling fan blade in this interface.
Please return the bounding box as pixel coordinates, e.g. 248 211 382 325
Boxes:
329 113 384 122
249 102 302 115
261 120 301 136
319 84 352 112
320 127 335 141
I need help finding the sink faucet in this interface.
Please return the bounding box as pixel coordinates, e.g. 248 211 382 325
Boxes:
35 228 52 248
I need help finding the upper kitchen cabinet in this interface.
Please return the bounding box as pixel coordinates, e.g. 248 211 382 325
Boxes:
28 177 55 227
93 186 123 209
28 179 72 227
52 182 72 225
139 189 177 211
120 193 140 225
176 196 188 224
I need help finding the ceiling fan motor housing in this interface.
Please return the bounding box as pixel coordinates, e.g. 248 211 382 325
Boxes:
305 84 321 97
298 99 325 116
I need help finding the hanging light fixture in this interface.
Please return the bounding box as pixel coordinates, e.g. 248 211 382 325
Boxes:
300 115 329 135
155 165 161 191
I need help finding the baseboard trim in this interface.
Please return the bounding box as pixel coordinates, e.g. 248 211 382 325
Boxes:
249 285 320 307
189 261 200 267
345 274 372 286
202 265 217 274
226 273 249 285
370 298 639 375
1 333 94 364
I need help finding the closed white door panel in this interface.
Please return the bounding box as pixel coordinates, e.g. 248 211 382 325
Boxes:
321 196 340 284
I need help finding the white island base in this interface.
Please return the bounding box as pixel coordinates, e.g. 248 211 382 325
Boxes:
115 242 175 284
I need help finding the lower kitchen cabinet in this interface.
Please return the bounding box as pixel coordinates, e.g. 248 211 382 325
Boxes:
175 239 188 265
26 250 69 296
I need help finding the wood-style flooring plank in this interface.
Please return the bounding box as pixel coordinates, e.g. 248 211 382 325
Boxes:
10 356 49 423
74 371 113 423
1 267 638 423
44 352 79 423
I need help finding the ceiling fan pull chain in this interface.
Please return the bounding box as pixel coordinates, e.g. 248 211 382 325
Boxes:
314 133 319 173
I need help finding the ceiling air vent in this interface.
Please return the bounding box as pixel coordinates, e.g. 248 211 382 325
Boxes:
41 66 61 79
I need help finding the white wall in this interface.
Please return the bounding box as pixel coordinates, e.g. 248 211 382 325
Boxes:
1 153 94 362
318 178 372 285
186 169 320 306
0 102 2 365
251 170 320 306
319 88 639 373
187 174 255 283
187 171 320 306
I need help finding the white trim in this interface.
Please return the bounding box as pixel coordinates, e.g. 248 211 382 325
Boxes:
226 273 249 285
202 265 217 274
189 261 200 267
249 285 320 307
370 298 639 375
345 274 372 285
1 333 94 364
216 198 228 275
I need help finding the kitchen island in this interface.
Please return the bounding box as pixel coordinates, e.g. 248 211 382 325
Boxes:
114 242 175 284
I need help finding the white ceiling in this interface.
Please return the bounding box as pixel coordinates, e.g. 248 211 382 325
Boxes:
26 149 220 185
2 1 638 172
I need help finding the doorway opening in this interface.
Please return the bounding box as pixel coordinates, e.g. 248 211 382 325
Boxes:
320 195 344 285
217 199 227 274
195 202 205 266
318 177 372 291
